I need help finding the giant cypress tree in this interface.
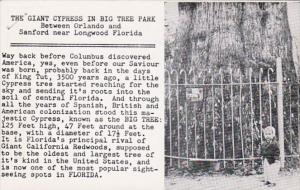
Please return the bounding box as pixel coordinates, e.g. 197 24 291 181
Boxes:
172 2 296 76
165 2 298 170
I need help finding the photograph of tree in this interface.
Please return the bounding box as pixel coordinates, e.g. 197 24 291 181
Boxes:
165 2 300 189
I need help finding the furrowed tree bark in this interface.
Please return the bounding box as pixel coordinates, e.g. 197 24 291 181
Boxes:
169 2 296 78
165 2 298 171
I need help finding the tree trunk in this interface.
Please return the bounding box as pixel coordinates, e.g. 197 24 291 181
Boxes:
166 2 296 79
165 2 298 171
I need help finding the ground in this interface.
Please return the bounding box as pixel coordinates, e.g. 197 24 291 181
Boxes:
165 170 300 190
